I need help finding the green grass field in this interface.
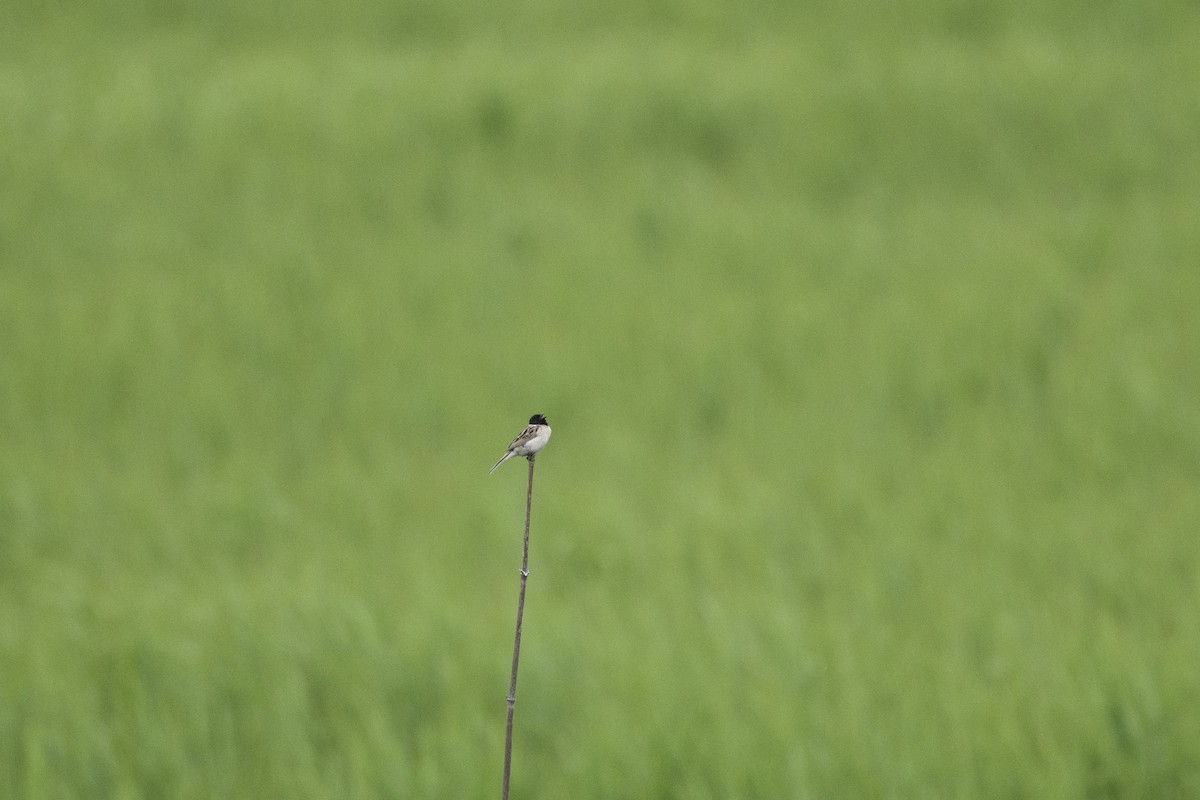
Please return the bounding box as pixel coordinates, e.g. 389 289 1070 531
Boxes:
3 0 1199 797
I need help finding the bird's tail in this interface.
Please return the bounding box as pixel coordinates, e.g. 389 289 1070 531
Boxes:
488 451 514 475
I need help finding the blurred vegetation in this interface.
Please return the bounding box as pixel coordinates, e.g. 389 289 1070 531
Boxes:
2 0 1199 797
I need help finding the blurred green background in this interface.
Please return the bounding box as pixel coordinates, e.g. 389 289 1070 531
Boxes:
2 0 1199 797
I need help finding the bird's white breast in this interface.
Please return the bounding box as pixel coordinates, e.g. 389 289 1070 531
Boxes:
515 426 551 456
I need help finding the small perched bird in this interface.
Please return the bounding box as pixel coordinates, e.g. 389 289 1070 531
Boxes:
489 414 552 474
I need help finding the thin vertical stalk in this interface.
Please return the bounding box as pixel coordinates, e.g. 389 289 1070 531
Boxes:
502 455 535 800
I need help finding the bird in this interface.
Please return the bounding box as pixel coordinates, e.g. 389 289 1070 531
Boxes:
489 414 552 474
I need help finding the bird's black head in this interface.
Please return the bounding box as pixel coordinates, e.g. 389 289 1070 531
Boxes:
529 413 548 426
